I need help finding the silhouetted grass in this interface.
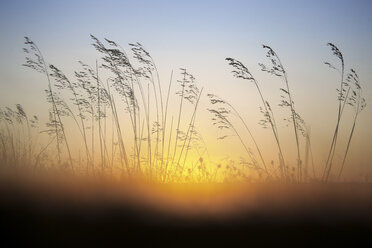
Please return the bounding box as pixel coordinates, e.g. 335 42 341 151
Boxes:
18 36 206 182
0 38 367 184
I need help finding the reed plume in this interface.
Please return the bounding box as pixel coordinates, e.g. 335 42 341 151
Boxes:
23 37 74 170
338 69 367 179
259 45 304 181
322 43 350 182
226 57 284 179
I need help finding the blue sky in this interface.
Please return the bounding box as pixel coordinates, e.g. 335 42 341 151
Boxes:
2 0 371 101
1 0 372 51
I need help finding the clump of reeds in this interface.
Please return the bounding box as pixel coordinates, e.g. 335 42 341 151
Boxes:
0 36 364 183
19 36 207 182
0 105 39 168
259 45 306 181
23 37 74 170
337 69 366 179
207 93 269 179
322 43 367 182
322 43 346 181
225 55 286 180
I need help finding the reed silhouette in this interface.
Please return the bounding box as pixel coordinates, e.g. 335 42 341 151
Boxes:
16 36 205 182
0 37 371 248
0 38 366 183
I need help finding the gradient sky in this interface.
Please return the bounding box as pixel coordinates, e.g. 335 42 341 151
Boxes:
1 0 372 180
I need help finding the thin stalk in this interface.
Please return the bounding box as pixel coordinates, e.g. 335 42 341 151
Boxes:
227 101 269 177
161 70 173 172
171 72 186 169
338 87 362 180
97 60 103 171
34 136 56 169
338 118 356 180
253 79 285 178
31 41 73 170
148 57 164 174
66 76 91 169
181 89 204 173
147 83 152 173
105 80 130 174
149 73 160 172
267 49 301 181
324 82 351 181
323 45 345 182
283 72 301 181
130 76 141 173
163 117 174 183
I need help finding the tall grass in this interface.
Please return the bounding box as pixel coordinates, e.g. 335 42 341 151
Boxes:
338 69 366 179
225 57 285 180
259 45 305 181
0 37 367 183
321 43 364 182
23 37 74 170
207 94 269 178
0 105 40 168
19 36 208 182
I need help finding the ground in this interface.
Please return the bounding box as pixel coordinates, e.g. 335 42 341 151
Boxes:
1 172 372 247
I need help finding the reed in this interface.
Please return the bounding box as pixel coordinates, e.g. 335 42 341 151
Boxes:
2 36 363 183
259 45 305 181
338 69 367 179
23 37 74 170
207 94 269 178
322 43 350 182
226 57 286 179
207 96 262 175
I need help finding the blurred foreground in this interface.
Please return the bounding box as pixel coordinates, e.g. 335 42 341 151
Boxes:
1 169 372 247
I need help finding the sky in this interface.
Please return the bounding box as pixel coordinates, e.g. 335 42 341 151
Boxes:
0 0 371 180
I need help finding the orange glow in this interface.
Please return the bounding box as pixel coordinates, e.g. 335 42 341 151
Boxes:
2 169 371 221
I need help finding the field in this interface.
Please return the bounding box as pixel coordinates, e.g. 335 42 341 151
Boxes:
0 34 370 247
1 1 372 246
1 31 371 248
